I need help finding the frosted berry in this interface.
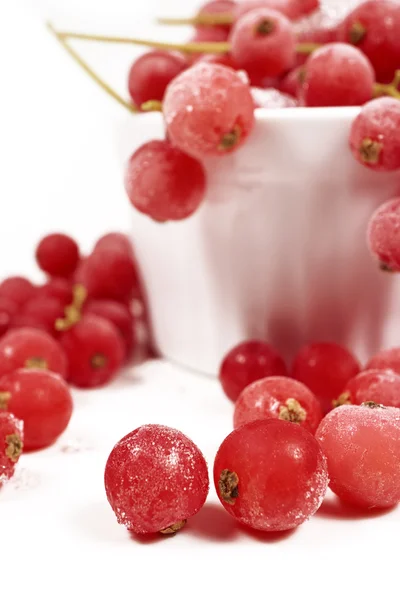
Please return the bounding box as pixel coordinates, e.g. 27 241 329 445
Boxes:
292 342 360 414
234 0 301 21
0 369 73 451
163 63 255 159
198 0 235 30
214 419 328 531
251 87 298 108
316 403 400 508
84 299 135 359
230 8 296 81
367 198 400 271
0 277 36 307
219 340 287 402
366 347 400 376
301 43 374 107
105 425 209 535
0 328 68 380
337 0 400 84
336 369 400 409
36 233 80 278
125 140 206 222
0 412 23 483
349 97 400 172
128 51 188 108
234 376 322 432
59 315 124 388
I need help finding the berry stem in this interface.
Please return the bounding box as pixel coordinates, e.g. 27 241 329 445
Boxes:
296 42 321 54
157 13 234 26
141 100 163 112
47 22 138 114
373 70 400 100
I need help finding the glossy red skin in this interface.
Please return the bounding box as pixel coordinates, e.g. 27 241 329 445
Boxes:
295 23 338 67
0 277 36 307
196 52 238 70
10 313 53 336
0 412 23 482
230 8 296 80
301 43 375 107
105 425 209 534
316 404 400 508
219 340 287 402
94 233 134 258
128 51 188 107
163 63 255 159
278 66 303 98
84 299 135 359
367 198 400 270
0 369 73 451
340 369 400 409
38 278 74 305
0 297 18 338
21 296 65 336
214 419 328 531
234 0 300 21
292 342 360 415
77 249 139 303
337 0 400 83
366 347 400 376
125 140 206 222
234 376 322 432
349 97 400 171
0 328 68 380
36 234 80 278
59 315 124 388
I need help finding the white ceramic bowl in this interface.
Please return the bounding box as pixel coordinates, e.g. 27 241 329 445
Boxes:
117 107 400 375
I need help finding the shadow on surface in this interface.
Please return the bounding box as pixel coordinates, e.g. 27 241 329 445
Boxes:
316 496 396 520
185 502 239 542
239 524 297 543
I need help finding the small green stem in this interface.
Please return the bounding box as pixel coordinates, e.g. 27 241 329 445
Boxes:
157 13 234 26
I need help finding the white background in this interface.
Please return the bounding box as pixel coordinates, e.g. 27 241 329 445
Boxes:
1 2 399 599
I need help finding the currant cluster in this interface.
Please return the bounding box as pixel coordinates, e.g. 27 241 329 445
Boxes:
0 231 146 485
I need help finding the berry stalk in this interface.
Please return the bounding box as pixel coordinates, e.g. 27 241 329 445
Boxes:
157 13 234 27
373 70 400 100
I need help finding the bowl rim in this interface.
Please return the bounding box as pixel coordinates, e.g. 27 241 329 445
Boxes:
254 106 361 122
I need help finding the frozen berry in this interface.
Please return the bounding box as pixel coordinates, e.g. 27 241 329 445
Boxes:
59 315 124 388
0 328 68 379
234 376 322 432
163 63 255 159
349 97 400 172
125 140 206 222
36 233 80 278
0 277 36 307
105 425 209 534
316 403 400 508
0 412 23 483
251 87 298 108
336 369 400 409
214 419 328 531
292 342 360 414
84 299 135 359
367 198 400 271
219 340 287 402
366 347 400 375
0 369 73 451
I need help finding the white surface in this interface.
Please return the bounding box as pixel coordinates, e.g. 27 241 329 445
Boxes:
0 2 399 599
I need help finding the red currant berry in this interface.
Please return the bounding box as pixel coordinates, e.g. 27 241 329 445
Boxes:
163 63 255 159
337 0 400 83
105 425 209 535
38 278 74 305
366 347 400 375
128 51 188 108
196 52 238 69
84 299 135 360
367 198 400 271
77 248 139 303
349 97 400 171
234 376 322 432
198 0 235 31
191 25 230 43
336 369 400 410
0 369 73 451
301 43 374 107
219 340 287 402
214 419 328 531
59 315 124 388
0 327 68 379
251 87 298 108
292 342 360 414
10 313 53 335
230 8 296 81
94 233 134 257
21 295 65 336
36 233 80 278
278 65 304 98
234 0 299 21
0 412 23 483
316 403 400 508
125 140 206 222
0 277 36 307
0 298 18 338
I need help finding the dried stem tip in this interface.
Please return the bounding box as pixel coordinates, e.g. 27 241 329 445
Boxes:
25 357 48 370
219 469 239 505
6 433 23 462
256 18 274 35
333 392 351 409
359 138 382 164
160 520 187 534
0 391 11 410
349 22 366 45
219 126 241 151
279 398 307 424
362 401 386 409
